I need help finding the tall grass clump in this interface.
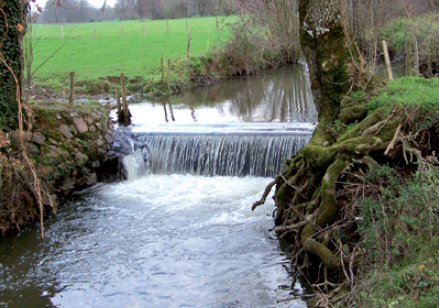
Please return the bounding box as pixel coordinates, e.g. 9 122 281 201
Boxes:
205 1 302 77
207 20 301 76
207 22 269 76
352 163 439 307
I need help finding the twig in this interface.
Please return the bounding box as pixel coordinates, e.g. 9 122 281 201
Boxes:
31 26 76 77
277 294 317 303
384 123 402 156
290 205 320 230
279 172 308 199
375 109 396 135
252 178 277 211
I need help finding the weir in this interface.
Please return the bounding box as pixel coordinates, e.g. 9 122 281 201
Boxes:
118 132 312 178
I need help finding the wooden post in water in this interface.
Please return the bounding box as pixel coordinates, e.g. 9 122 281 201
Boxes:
68 72 75 107
382 40 393 80
116 87 122 122
120 73 131 124
166 20 169 34
168 99 175 121
161 53 164 85
167 58 171 88
187 31 191 58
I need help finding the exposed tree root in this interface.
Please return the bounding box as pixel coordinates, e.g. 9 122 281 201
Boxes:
0 148 54 236
253 105 439 306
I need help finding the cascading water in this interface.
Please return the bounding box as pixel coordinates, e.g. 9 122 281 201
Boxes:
121 132 311 178
0 66 316 308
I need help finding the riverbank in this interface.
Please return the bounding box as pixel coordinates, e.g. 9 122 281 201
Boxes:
255 76 439 307
0 101 116 236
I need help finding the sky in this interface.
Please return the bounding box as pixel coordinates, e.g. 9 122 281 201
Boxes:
34 0 117 10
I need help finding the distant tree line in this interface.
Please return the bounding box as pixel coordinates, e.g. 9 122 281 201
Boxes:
38 0 235 23
229 0 439 62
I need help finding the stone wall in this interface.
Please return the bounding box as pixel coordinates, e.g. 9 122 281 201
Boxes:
26 103 117 195
0 102 118 235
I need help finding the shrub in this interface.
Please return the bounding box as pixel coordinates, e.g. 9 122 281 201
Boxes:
353 163 439 307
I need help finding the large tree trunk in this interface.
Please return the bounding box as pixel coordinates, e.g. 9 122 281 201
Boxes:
254 0 370 272
295 2 366 270
299 0 364 141
0 1 26 130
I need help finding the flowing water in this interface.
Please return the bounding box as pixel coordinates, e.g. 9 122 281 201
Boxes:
0 66 317 308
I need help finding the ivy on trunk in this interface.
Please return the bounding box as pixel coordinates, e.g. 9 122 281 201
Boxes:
0 0 26 130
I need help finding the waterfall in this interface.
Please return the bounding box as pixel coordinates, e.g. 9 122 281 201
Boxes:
122 149 149 181
117 132 312 179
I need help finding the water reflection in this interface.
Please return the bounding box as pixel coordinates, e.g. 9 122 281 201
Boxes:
116 65 318 133
165 65 317 123
0 230 60 308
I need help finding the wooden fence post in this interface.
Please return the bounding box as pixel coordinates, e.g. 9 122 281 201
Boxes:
382 40 394 80
116 87 122 122
414 38 420 76
120 73 131 124
216 17 219 32
68 72 75 107
405 40 412 77
187 31 191 58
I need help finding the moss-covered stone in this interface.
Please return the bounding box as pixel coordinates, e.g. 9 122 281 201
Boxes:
1 101 116 236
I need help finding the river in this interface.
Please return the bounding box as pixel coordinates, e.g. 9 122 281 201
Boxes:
0 65 317 308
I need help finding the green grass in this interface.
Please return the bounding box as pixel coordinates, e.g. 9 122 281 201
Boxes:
364 77 439 112
29 17 236 84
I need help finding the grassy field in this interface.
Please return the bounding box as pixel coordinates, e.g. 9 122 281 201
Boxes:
29 16 236 87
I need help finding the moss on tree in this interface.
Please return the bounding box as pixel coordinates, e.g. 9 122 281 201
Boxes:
253 0 439 304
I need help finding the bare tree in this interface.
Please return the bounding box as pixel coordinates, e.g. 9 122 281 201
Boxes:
114 0 136 20
134 0 149 18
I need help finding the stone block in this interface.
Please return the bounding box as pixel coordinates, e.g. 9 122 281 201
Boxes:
73 118 88 133
59 125 74 139
32 132 46 145
86 173 98 186
75 152 89 165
